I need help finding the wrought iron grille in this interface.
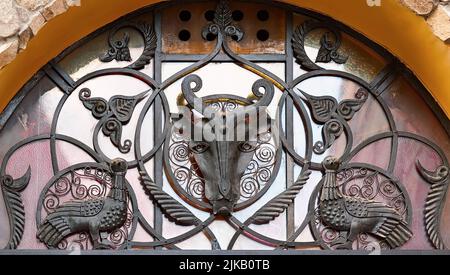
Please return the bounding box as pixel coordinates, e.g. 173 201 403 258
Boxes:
0 0 449 252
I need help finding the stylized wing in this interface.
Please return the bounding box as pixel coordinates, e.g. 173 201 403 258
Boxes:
344 197 400 220
109 90 149 123
37 199 104 247
298 89 338 124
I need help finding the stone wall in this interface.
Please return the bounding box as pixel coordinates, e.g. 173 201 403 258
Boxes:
0 0 80 69
0 0 449 70
400 0 450 42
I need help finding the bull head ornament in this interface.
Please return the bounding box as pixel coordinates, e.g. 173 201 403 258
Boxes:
173 75 276 216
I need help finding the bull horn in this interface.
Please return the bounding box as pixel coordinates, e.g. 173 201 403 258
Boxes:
251 79 274 109
181 74 204 113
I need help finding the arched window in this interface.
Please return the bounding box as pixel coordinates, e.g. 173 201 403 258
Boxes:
0 0 449 252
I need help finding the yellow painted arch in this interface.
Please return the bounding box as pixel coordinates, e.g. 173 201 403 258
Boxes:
0 0 449 118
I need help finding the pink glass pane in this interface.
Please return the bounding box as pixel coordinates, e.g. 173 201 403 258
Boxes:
0 77 62 248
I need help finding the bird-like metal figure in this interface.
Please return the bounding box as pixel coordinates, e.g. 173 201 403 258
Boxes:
37 159 129 249
318 156 413 249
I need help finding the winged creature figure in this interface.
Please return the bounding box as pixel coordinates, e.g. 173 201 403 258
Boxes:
37 158 129 249
319 156 413 249
100 33 132 62
99 22 156 70
79 88 149 153
316 32 348 64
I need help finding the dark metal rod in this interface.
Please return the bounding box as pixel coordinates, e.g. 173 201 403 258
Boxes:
153 9 163 249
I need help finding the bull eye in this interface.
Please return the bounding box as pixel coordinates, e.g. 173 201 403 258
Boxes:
190 142 209 154
239 141 257 152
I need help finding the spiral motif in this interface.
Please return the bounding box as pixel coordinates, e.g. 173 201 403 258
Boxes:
363 173 376 186
328 120 342 133
170 142 190 163
87 184 103 198
72 182 88 200
337 169 354 181
240 177 260 198
224 102 238 112
360 184 375 199
256 145 274 164
358 233 369 243
105 119 119 131
79 88 91 99
208 24 220 35
44 193 60 212
244 160 258 174
225 25 237 36
2 175 13 187
355 88 369 100
186 179 204 199
322 228 338 243
392 196 406 213
257 167 271 183
124 211 133 227
57 239 68 250
54 177 71 196
109 229 126 245
358 168 368 176
347 184 360 197
380 180 398 198
174 167 191 185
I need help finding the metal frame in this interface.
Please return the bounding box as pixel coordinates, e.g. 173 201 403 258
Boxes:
0 0 449 252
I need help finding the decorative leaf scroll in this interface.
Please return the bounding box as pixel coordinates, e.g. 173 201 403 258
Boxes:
337 88 369 120
299 88 368 154
251 169 311 225
314 119 343 155
79 88 149 153
214 0 233 29
102 118 131 153
202 0 244 42
139 171 198 226
292 20 348 71
416 161 449 249
100 22 157 70
1 167 31 249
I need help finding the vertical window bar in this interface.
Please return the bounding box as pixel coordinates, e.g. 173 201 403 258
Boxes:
285 10 295 242
153 9 164 249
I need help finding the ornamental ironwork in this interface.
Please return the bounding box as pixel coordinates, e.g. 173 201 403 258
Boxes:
0 0 449 252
